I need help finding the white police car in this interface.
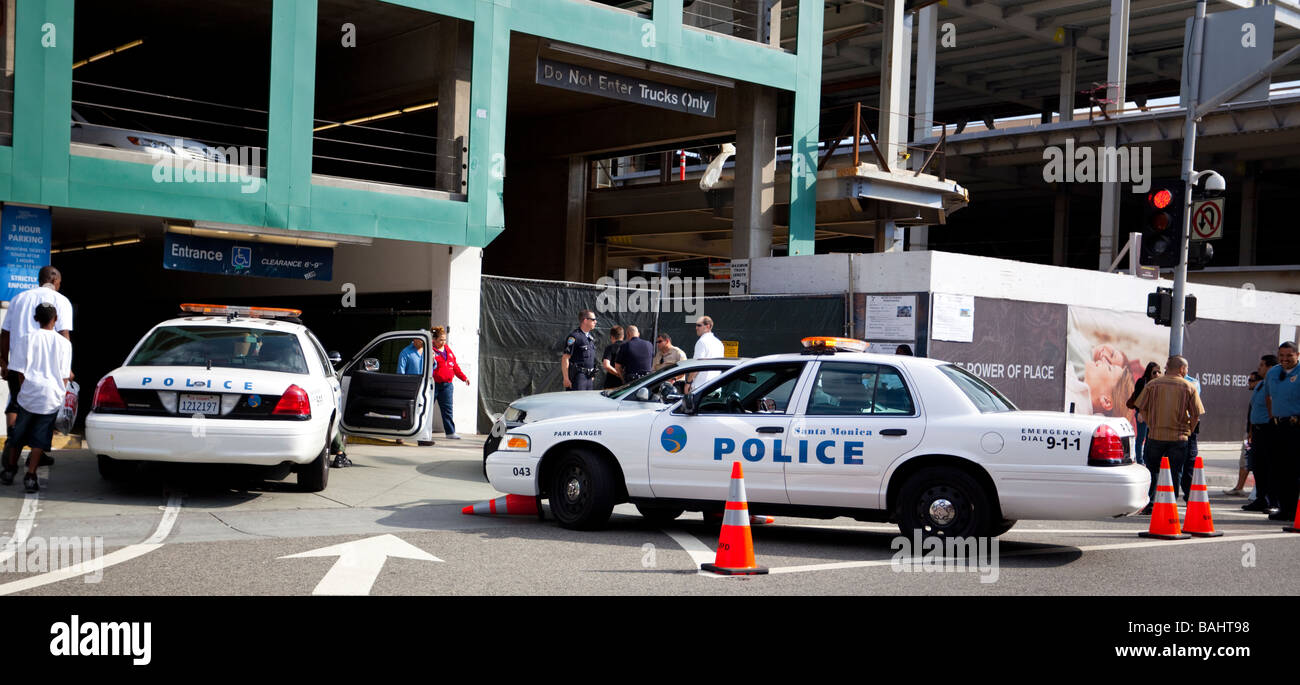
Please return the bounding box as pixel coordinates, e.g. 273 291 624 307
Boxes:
85 304 438 492
483 358 745 462
485 337 1149 537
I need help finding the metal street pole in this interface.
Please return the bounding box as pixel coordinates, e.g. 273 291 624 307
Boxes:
1170 0 1206 356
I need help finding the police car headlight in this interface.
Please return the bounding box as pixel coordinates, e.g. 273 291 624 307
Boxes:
501 433 531 452
503 406 525 423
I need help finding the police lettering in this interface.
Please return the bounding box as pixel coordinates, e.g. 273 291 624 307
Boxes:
715 437 869 464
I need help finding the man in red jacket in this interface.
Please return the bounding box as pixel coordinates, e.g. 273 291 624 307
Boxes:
430 326 470 439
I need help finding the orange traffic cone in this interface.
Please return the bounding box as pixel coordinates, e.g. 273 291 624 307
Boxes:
701 462 767 576
750 514 775 525
462 494 539 516
1183 456 1223 537
1139 456 1190 540
1284 498 1300 534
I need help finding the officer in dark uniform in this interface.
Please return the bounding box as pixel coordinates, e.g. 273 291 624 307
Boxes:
615 325 654 383
562 309 599 391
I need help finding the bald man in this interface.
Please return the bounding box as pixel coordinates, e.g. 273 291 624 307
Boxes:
615 325 654 383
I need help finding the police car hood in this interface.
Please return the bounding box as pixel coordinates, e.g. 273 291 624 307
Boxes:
106 365 310 396
511 390 621 423
521 403 662 429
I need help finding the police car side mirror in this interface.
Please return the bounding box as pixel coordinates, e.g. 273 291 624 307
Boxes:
657 382 681 403
363 358 380 372
681 392 698 414
328 351 343 365
634 387 652 401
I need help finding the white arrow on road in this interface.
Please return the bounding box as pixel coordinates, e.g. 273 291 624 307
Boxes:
280 534 442 596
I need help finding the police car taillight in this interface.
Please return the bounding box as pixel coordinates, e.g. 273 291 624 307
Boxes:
180 303 303 319
272 385 311 418
1087 424 1126 466
93 376 126 410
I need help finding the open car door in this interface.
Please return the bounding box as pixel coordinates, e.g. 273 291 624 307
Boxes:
339 330 434 441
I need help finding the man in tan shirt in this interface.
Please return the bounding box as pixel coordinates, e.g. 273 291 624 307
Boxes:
652 333 687 371
1132 355 1206 513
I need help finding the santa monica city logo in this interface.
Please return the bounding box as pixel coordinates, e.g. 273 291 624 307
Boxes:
660 425 687 453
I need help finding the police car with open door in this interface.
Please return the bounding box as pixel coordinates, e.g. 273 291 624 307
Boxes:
485 337 1150 538
85 304 436 492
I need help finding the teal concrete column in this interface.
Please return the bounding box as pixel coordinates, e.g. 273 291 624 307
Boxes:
787 0 822 256
12 0 73 205
652 0 682 50
468 0 509 246
267 0 318 230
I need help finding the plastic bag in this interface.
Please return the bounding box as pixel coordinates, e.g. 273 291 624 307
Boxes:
55 380 80 435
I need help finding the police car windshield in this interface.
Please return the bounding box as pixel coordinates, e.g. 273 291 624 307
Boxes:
128 326 310 374
938 364 1017 413
603 363 680 398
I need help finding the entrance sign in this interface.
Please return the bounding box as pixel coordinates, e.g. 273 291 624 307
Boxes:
164 232 333 281
535 58 717 118
0 206 52 302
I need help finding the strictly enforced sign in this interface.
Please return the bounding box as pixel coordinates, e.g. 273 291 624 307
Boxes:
535 58 717 118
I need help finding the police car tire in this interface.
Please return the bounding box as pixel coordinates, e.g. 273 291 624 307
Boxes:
991 519 1017 537
635 504 684 523
896 466 992 539
549 449 616 530
97 455 135 481
296 440 330 493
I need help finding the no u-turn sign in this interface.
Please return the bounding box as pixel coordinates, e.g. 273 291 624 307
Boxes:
1191 198 1225 241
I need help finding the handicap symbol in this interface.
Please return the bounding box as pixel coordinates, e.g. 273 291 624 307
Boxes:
232 246 252 270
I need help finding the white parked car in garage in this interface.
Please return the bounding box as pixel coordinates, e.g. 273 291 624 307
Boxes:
85 304 436 492
485 337 1149 537
71 108 228 162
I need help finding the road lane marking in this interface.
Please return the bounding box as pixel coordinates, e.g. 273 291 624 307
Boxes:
663 529 719 575
0 465 49 568
279 534 442 596
0 492 183 595
766 531 1300 575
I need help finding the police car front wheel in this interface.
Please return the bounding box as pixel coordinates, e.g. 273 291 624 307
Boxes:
896 466 992 539
549 449 616 530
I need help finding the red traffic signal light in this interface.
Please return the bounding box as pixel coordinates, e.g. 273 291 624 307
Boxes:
1149 188 1173 210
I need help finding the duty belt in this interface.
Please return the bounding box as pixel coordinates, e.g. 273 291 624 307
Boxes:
1272 415 1300 425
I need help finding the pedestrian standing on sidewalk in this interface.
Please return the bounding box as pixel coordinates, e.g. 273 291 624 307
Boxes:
0 266 73 468
1127 361 1162 466
394 336 433 446
687 315 725 391
1241 357 1279 511
1132 356 1204 515
430 326 469 440
1263 341 1300 522
0 304 71 493
601 325 625 389
1179 366 1205 501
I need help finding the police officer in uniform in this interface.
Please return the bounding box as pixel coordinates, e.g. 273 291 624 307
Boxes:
562 310 599 391
1264 341 1300 521
615 325 654 384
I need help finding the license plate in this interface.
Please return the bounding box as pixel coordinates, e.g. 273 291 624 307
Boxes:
178 393 221 415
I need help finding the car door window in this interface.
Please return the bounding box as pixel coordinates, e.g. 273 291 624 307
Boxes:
346 336 426 376
695 363 804 414
806 362 914 415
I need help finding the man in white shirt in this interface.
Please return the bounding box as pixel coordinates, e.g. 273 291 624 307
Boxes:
1 304 72 492
688 315 725 390
1 266 72 467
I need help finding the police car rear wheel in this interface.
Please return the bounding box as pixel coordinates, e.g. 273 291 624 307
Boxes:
296 436 330 492
897 466 991 539
549 450 615 530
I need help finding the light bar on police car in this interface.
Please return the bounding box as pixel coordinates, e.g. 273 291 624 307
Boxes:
180 303 303 319
800 336 869 353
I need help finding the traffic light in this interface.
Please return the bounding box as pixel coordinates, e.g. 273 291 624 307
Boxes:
1146 288 1197 327
1140 180 1185 268
1187 241 1214 270
1147 288 1172 326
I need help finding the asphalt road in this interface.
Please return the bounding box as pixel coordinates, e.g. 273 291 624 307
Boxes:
0 436 1294 596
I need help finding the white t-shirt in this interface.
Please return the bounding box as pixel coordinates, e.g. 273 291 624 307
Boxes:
692 331 726 385
3 284 73 374
17 329 72 415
